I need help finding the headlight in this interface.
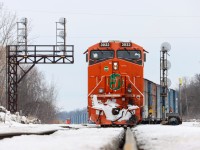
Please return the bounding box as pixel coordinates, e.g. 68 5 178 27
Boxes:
113 62 118 70
127 88 132 93
98 88 104 94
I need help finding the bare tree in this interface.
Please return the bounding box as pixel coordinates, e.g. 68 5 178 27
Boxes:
181 74 200 119
0 3 16 106
0 3 58 123
0 3 16 47
18 66 58 123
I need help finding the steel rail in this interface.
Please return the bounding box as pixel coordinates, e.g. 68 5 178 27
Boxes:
123 127 138 150
0 130 58 140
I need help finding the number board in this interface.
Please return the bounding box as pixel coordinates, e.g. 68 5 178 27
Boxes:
121 42 132 47
100 42 110 47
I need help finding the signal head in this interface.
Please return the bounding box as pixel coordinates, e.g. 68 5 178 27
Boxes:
161 42 171 52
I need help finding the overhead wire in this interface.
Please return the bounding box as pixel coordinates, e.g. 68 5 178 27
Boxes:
35 35 200 39
16 9 200 18
15 9 200 39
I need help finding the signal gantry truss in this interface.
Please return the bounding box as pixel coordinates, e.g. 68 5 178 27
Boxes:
6 45 74 113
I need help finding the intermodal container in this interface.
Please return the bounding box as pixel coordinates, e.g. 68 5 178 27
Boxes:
151 82 157 119
169 89 174 112
156 85 162 120
175 91 179 113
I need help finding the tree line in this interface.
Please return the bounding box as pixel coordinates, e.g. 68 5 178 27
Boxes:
180 74 200 119
0 3 58 123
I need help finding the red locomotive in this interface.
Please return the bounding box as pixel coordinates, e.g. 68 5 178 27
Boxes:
85 41 146 126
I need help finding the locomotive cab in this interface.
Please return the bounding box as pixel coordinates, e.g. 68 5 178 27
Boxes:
85 41 145 126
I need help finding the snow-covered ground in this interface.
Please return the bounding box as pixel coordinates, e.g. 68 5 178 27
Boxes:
0 123 63 134
1 121 200 150
0 106 123 150
133 122 200 150
0 124 123 150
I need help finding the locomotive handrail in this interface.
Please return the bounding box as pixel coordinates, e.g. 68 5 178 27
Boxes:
88 76 105 97
125 75 144 99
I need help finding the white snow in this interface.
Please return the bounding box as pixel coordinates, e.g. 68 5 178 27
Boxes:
133 122 200 150
2 116 200 150
92 95 138 121
0 125 123 150
0 124 62 135
0 106 40 125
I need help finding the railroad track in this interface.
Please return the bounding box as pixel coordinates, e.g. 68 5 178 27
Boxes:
0 130 58 140
0 125 138 150
0 125 79 140
123 127 138 150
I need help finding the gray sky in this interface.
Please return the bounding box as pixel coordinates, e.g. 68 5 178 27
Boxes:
2 0 200 111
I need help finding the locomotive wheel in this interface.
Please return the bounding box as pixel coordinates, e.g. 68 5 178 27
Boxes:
168 117 179 125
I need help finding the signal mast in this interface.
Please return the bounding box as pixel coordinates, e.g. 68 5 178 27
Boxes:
160 42 171 120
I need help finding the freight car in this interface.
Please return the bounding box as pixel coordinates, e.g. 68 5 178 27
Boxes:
84 41 181 126
143 79 180 124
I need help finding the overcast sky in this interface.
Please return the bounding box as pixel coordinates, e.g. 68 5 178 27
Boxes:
1 0 200 111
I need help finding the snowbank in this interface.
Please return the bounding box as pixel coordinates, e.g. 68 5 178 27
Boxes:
0 106 40 125
133 123 200 150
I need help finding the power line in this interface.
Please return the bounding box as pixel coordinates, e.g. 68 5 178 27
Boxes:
17 9 200 18
35 35 200 39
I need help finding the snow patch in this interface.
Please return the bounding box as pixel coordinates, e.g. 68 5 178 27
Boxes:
92 95 139 122
133 123 200 150
0 106 41 125
0 126 123 150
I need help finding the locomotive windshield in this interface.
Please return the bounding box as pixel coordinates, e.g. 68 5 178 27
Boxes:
90 50 114 64
117 50 142 65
